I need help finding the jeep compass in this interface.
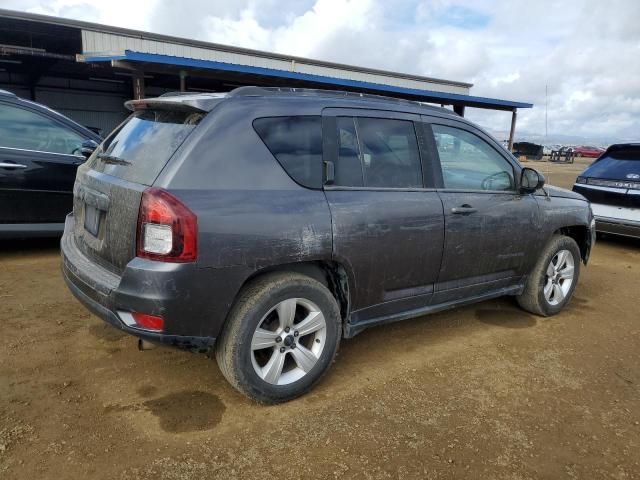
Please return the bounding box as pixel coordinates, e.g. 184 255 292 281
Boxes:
61 87 595 403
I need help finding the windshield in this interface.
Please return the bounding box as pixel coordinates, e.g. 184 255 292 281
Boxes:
88 109 203 185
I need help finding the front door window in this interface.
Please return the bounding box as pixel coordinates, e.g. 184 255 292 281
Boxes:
432 124 514 191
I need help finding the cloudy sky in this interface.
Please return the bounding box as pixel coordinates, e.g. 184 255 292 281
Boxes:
5 0 640 143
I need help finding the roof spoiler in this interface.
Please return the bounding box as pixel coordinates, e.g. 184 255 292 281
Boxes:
124 93 227 113
607 143 640 152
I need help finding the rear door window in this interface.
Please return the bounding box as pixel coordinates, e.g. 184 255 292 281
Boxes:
253 116 323 188
89 109 203 185
335 117 364 187
334 117 423 188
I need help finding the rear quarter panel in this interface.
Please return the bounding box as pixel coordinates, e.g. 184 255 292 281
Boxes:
155 98 334 333
158 97 333 267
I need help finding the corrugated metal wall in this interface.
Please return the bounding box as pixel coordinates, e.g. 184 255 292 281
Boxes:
81 30 470 95
35 88 128 136
0 75 129 137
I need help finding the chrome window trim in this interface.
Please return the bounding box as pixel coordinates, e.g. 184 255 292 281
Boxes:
0 145 84 159
436 188 519 195
324 186 436 192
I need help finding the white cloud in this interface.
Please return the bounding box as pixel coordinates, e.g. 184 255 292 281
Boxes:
4 0 640 142
15 0 158 30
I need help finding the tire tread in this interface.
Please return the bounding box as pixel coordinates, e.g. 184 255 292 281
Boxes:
517 235 581 316
215 272 341 404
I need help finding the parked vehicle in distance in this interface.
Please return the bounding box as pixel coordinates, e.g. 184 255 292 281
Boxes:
574 145 605 158
573 143 640 238
550 146 576 163
512 141 544 160
0 90 101 238
61 87 595 403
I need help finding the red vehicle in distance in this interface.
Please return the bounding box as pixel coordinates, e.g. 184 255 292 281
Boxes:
574 146 606 158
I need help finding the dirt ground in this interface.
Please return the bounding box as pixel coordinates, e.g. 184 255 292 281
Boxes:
1 157 639 479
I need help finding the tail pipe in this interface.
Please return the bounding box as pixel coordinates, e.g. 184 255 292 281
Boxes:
138 339 156 351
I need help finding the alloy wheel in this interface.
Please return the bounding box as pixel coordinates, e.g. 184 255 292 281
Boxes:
543 249 575 306
250 298 327 385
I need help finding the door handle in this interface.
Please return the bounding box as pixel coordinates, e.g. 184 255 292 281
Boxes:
0 162 28 169
451 205 477 214
324 160 335 185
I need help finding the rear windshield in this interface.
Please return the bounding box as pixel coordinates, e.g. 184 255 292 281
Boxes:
585 147 640 179
89 109 203 185
608 146 640 160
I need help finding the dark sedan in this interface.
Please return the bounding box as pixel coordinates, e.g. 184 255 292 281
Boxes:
573 143 640 238
0 90 101 238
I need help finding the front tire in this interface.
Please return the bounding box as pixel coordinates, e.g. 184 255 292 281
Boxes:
215 272 341 404
517 235 581 316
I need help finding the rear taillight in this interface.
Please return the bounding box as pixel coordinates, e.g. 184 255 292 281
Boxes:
136 187 197 262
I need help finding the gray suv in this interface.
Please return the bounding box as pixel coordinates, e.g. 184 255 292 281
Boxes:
61 87 595 403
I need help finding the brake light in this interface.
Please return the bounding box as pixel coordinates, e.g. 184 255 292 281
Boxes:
131 312 164 332
136 187 197 262
127 99 148 111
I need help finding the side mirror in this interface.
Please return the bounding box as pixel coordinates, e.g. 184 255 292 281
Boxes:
520 167 545 193
80 139 99 159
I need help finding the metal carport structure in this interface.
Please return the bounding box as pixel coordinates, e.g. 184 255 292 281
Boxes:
0 8 532 147
80 50 531 150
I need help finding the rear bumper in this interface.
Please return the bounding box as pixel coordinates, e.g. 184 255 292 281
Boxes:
60 214 216 352
62 268 215 350
594 217 640 238
591 203 640 239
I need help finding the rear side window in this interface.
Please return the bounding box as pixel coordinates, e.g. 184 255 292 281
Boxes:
89 109 203 185
253 116 322 188
334 117 422 188
0 103 84 155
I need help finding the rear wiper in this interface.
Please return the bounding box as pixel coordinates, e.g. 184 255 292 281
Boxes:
97 153 131 165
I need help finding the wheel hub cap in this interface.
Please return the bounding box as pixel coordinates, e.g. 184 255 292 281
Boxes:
250 298 327 386
544 249 575 306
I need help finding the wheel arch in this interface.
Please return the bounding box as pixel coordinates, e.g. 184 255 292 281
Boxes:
231 260 353 330
553 225 592 264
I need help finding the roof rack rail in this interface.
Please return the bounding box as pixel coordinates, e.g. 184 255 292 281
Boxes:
228 86 442 109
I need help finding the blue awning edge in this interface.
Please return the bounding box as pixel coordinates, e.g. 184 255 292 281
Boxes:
83 50 533 111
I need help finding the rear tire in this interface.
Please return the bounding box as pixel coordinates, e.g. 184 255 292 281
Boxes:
215 272 341 404
517 235 581 316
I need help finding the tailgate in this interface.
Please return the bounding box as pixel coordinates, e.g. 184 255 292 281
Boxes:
72 164 144 274
71 106 204 273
